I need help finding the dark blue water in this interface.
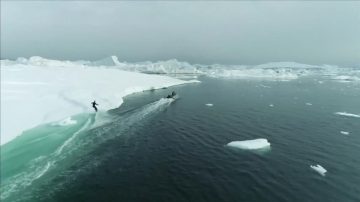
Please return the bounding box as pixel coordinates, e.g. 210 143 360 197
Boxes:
5 77 360 202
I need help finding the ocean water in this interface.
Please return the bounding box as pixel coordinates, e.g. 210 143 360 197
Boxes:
1 77 360 202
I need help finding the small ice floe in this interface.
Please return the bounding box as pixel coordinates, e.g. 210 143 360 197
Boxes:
335 112 360 118
53 117 77 126
269 104 274 107
340 131 350 135
332 75 360 83
310 164 327 176
259 84 271 88
205 103 214 107
306 103 313 106
227 138 271 150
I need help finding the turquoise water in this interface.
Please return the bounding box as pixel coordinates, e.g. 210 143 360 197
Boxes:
1 77 360 202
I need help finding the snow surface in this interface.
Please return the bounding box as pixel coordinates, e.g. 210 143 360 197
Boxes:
227 139 271 150
310 164 327 176
335 112 360 118
1 58 199 145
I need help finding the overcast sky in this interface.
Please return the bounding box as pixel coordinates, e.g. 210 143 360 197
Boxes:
1 1 359 66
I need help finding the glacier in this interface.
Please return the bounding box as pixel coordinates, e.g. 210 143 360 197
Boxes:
1 58 199 145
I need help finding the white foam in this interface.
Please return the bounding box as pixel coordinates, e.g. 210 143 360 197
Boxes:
335 112 360 118
310 164 327 176
55 117 92 156
269 104 274 107
205 103 213 107
306 103 313 106
53 117 77 126
33 162 52 180
227 138 271 150
340 131 350 135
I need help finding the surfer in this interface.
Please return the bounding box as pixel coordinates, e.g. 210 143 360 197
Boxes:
92 100 99 112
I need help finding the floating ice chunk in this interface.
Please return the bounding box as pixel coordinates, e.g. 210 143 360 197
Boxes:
310 164 327 176
205 103 213 107
53 117 77 126
340 131 350 135
259 84 271 88
269 104 274 107
332 75 360 83
335 112 360 118
306 103 313 106
227 138 270 150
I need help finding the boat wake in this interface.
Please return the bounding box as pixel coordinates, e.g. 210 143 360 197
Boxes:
0 98 174 202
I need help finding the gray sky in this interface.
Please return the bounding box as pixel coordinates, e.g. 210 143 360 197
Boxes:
1 1 360 66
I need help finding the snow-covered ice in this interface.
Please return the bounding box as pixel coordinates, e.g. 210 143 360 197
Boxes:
1 57 199 145
310 164 327 176
205 103 213 107
335 112 360 118
227 139 271 150
340 131 350 135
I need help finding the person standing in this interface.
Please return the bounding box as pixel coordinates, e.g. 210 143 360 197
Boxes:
91 100 99 112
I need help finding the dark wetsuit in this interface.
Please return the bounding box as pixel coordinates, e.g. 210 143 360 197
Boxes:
166 91 176 99
92 101 98 112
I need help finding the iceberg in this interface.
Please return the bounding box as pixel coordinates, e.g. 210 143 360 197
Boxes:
227 138 270 150
335 112 360 118
1 58 198 145
310 164 327 176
